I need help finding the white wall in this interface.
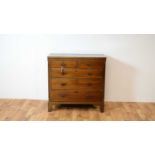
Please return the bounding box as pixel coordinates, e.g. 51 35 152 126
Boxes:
0 34 155 102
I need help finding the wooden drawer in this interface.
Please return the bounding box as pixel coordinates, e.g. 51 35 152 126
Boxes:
48 59 77 68
48 58 106 69
78 59 105 69
51 78 103 90
50 68 104 78
50 90 103 102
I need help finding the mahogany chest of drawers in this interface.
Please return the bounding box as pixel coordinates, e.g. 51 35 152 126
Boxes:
48 54 106 112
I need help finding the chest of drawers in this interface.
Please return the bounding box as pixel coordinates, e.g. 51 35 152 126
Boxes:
48 54 106 112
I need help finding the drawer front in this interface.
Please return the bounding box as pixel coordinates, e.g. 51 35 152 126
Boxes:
50 68 104 78
48 59 77 68
48 58 105 69
78 59 105 69
51 78 103 90
50 90 103 102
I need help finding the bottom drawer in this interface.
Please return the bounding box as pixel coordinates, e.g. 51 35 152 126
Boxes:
50 90 103 102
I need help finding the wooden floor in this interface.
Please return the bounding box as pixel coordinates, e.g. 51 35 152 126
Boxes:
0 99 155 121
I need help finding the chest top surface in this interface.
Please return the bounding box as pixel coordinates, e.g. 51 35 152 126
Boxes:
48 53 106 58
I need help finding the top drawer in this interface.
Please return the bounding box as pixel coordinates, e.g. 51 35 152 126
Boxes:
48 59 77 68
48 58 105 69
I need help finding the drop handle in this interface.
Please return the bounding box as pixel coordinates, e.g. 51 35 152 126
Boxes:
60 65 65 74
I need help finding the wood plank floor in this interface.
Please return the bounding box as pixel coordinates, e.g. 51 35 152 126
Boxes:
0 99 155 121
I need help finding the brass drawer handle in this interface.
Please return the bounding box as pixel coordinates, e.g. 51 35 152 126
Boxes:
60 65 65 74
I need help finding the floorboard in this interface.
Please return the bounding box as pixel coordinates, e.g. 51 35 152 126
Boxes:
0 99 155 121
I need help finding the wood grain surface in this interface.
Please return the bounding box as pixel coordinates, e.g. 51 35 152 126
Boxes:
0 99 155 121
